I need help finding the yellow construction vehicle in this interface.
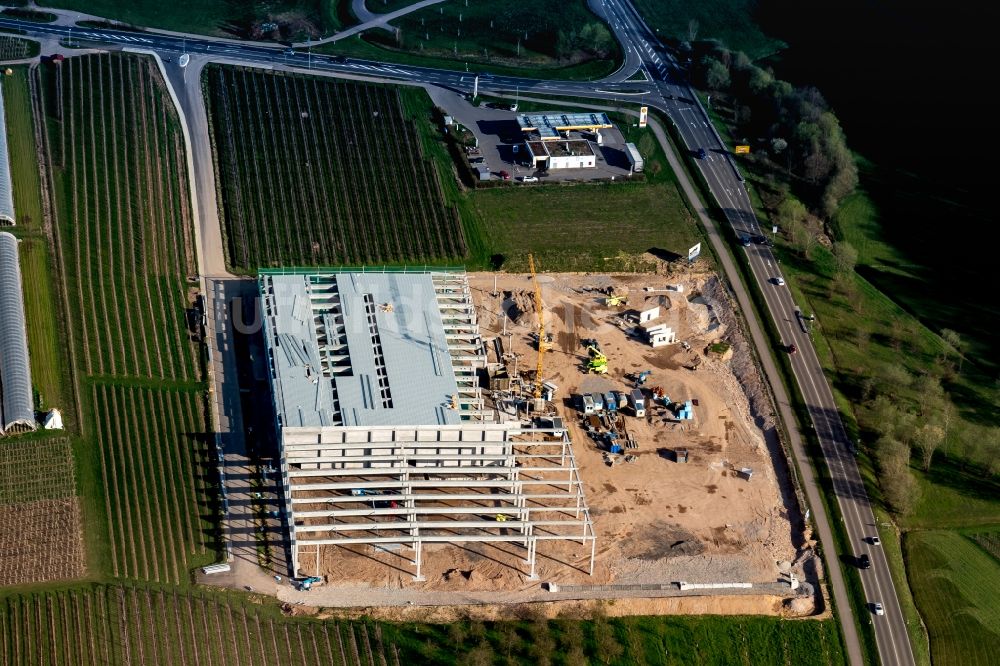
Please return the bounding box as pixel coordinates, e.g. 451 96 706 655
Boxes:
586 345 609 374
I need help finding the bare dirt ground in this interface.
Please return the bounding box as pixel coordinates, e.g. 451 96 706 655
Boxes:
285 268 813 615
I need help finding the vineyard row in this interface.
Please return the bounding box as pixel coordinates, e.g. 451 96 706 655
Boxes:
207 66 466 271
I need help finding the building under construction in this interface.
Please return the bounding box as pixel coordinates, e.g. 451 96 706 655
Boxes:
260 269 595 580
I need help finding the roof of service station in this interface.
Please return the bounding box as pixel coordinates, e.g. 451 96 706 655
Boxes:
260 271 467 429
517 111 613 133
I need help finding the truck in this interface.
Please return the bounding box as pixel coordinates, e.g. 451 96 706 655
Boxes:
604 392 618 412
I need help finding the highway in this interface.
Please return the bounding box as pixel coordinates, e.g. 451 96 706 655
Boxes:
0 7 914 664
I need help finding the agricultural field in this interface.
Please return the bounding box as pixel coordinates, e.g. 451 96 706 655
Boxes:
0 36 40 61
206 65 465 272
0 584 399 665
40 52 217 583
0 438 85 586
904 530 1000 666
0 582 845 665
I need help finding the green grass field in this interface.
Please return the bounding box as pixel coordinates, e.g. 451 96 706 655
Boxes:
632 0 786 59
465 182 700 272
41 52 218 582
41 0 345 38
904 530 1000 666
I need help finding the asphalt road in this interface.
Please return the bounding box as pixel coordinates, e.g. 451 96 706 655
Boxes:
0 9 915 664
590 2 916 665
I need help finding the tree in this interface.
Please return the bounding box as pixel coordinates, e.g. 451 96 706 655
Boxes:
875 437 919 514
833 241 858 275
460 641 495 666
592 614 623 664
914 423 945 471
881 466 920 515
704 58 730 90
941 328 965 374
687 18 699 41
528 616 555 666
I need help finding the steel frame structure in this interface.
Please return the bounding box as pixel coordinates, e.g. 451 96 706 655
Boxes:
282 424 596 580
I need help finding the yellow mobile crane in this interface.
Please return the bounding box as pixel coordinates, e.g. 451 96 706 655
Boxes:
528 253 545 407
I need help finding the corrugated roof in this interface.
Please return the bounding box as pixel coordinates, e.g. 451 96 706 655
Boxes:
0 232 35 433
0 85 15 225
261 272 463 429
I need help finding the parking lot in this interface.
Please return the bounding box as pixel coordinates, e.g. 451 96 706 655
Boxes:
427 87 641 183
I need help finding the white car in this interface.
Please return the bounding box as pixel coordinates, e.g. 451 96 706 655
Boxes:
520 176 538 183
774 277 785 286
870 536 881 546
872 602 884 616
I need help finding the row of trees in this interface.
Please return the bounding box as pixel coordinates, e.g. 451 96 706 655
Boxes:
856 333 999 515
689 43 857 219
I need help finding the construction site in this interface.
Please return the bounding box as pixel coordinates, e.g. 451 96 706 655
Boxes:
272 264 815 615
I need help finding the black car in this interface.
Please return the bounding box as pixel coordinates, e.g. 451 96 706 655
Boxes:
751 235 767 244
857 553 871 569
696 148 708 159
740 236 751 247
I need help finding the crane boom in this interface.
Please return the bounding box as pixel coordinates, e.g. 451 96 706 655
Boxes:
528 253 544 400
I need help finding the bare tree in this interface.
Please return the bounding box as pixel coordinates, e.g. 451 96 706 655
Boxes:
941 328 965 374
914 423 945 471
688 18 699 42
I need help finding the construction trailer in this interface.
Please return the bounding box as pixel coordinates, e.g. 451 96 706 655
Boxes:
629 389 646 417
260 269 596 580
579 393 596 415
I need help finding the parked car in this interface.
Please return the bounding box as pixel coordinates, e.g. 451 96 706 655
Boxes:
520 176 538 183
871 602 884 616
498 170 511 181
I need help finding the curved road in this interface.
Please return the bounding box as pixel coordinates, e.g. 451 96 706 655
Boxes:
0 7 914 664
